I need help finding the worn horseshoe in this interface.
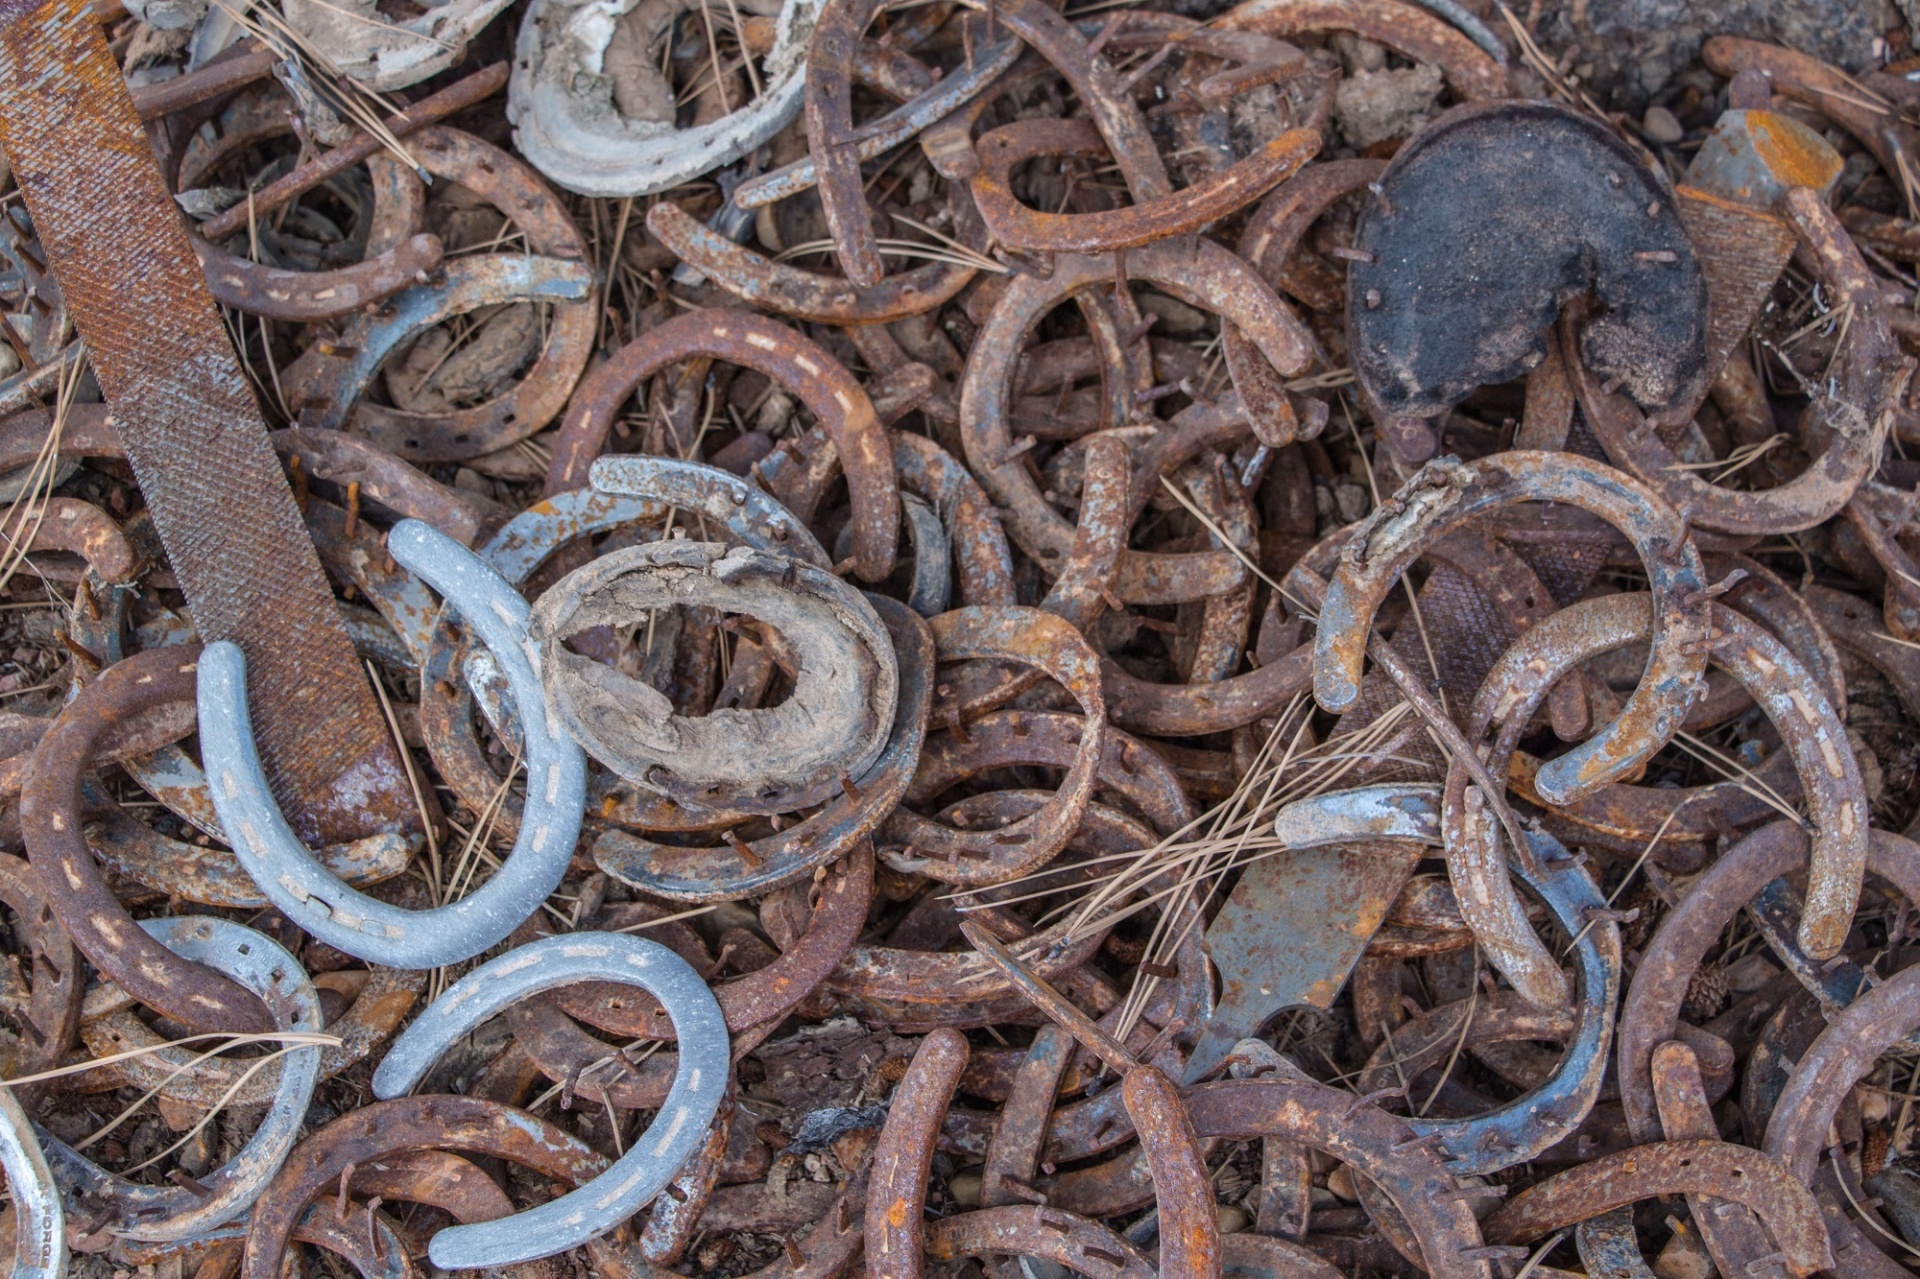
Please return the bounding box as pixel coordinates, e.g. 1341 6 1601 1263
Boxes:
197 519 586 968
1571 189 1905 536
545 307 900 583
1313 451 1709 805
370 933 728 1267
39 917 321 1241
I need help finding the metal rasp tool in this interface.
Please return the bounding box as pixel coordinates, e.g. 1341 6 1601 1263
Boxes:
0 0 418 843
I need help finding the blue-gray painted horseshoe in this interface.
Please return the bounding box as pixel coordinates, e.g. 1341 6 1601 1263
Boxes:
0 1083 63 1279
370 932 728 1268
38 917 321 1241
587 455 830 568
1271 784 1620 1175
197 519 586 968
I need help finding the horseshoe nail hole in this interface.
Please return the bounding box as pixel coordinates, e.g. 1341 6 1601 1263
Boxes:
236 943 251 955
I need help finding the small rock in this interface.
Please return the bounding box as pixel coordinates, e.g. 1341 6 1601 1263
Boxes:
1326 1164 1357 1201
948 1172 982 1206
1642 104 1685 143
1216 1205 1249 1234
1333 63 1446 151
1333 480 1370 525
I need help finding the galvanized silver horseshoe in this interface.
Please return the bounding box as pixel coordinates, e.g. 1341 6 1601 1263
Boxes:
370 932 729 1268
0 1083 63 1279
198 518 587 968
38 917 321 1241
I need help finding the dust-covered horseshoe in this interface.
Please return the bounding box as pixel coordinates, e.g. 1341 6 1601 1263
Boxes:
0 1083 62 1279
281 128 599 464
370 933 728 1268
961 237 1309 604
591 595 933 900
968 116 1322 254
527 540 897 813
1571 189 1905 536
38 917 321 1241
509 0 822 197
197 519 586 968
545 307 900 583
1274 783 1619 1167
1312 451 1709 805
1470 593 1868 960
645 201 977 326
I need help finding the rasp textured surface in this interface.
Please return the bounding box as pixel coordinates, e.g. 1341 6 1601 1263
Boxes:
0 0 414 842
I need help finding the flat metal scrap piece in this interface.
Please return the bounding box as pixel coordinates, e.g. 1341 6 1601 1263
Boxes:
1183 839 1421 1083
371 933 729 1268
0 0 417 847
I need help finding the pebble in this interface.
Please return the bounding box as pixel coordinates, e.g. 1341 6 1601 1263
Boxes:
1643 105 1685 144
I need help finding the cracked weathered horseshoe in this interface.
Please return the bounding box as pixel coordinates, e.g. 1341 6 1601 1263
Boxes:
39 917 320 1241
197 519 585 968
592 594 933 900
528 540 897 813
545 307 900 582
509 0 822 196
1312 451 1709 806
371 933 728 1268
